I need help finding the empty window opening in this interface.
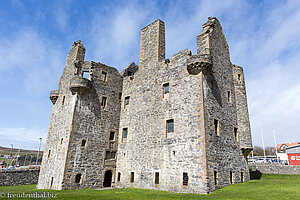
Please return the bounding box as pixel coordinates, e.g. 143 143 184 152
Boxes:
230 171 233 184
48 150 51 158
101 97 107 109
166 119 174 133
155 172 159 184
81 139 86 147
109 132 115 140
62 96 65 105
214 119 220 136
60 138 63 145
214 171 218 185
173 151 176 156
238 74 241 80
130 172 134 183
50 177 54 188
241 172 244 183
227 91 231 103
101 71 107 82
83 71 89 79
119 93 122 100
183 173 188 186
117 172 121 182
234 127 238 142
105 151 110 159
75 173 82 184
123 128 128 139
124 96 130 108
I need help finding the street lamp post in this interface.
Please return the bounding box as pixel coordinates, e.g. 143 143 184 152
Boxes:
35 138 42 168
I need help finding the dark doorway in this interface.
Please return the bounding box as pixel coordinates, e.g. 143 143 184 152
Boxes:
103 170 112 187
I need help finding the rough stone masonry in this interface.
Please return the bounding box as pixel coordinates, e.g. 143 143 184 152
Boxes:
37 17 252 194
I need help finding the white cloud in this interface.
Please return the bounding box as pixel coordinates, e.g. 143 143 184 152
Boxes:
0 128 46 150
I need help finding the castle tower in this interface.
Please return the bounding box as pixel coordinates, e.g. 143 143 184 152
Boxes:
139 19 165 66
37 41 123 190
232 65 253 158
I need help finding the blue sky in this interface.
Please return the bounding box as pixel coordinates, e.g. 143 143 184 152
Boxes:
0 0 300 150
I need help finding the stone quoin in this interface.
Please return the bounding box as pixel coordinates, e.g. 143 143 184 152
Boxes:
37 17 252 194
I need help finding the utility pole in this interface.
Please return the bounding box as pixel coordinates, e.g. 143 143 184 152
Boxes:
273 130 279 162
24 151 28 166
35 137 42 168
6 144 13 169
261 130 266 160
29 155 32 166
15 149 20 166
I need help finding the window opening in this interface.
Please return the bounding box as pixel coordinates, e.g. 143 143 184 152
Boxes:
62 96 65 105
130 172 134 183
101 97 107 109
117 172 121 182
81 139 86 147
102 71 107 82
183 173 188 186
155 172 159 184
166 119 174 133
75 173 82 183
48 150 51 158
234 127 238 142
123 128 128 139
214 119 220 136
83 71 89 79
214 171 218 185
230 171 233 184
124 96 130 108
109 132 115 140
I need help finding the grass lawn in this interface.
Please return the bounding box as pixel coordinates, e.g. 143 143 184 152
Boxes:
0 174 299 199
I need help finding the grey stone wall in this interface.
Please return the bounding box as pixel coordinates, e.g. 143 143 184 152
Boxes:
0 170 39 186
198 17 250 193
233 65 252 155
249 163 300 175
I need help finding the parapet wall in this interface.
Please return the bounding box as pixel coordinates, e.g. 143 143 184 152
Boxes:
249 163 300 175
0 170 40 186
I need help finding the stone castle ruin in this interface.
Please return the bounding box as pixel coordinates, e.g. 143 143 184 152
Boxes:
37 17 252 194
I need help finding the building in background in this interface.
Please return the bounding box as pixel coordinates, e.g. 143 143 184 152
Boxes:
286 144 300 165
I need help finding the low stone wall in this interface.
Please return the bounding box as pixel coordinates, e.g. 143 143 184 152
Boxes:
249 163 300 175
0 169 40 186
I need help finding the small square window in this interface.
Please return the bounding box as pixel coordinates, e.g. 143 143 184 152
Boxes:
102 71 107 82
123 128 128 139
109 132 115 140
166 119 174 133
101 97 107 109
183 173 188 186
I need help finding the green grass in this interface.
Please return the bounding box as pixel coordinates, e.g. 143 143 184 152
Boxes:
0 174 299 199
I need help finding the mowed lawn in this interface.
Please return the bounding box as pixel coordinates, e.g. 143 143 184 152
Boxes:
0 174 299 200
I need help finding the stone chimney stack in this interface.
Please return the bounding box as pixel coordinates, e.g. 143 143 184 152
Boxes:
139 19 165 66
